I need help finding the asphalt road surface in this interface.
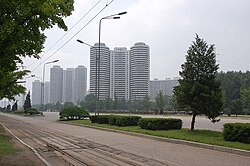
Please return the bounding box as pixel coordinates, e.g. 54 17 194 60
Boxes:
1 112 249 166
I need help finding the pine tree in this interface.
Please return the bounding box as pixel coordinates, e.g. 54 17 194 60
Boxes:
174 34 223 130
23 91 31 110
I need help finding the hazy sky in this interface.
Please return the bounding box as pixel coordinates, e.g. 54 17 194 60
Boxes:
23 0 250 90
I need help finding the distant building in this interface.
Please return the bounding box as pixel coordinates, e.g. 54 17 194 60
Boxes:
32 80 41 105
149 78 179 99
110 47 130 101
90 43 110 100
74 65 87 103
50 65 63 104
44 81 50 104
64 68 74 103
130 42 150 100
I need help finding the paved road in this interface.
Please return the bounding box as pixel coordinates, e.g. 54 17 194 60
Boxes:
1 112 250 166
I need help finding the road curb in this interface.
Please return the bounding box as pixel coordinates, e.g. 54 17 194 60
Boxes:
58 121 250 157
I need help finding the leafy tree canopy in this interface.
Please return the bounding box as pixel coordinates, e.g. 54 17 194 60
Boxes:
0 0 74 99
174 34 223 130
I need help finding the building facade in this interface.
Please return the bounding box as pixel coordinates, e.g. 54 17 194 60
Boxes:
31 80 41 105
110 47 130 101
64 68 74 103
74 65 87 103
44 81 50 104
90 43 110 100
50 65 63 104
149 78 179 99
130 42 150 101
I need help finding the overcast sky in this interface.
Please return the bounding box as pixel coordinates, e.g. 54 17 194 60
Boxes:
23 0 250 91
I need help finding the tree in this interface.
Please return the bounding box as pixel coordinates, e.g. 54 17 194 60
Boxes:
0 0 74 99
155 91 165 114
229 99 242 116
143 95 151 112
241 87 250 114
174 34 223 130
12 101 18 112
23 91 31 110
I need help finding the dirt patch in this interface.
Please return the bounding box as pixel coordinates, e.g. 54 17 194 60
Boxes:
0 129 46 166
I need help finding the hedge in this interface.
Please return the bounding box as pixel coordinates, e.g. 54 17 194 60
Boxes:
89 115 141 126
223 123 250 144
138 118 182 130
60 106 89 120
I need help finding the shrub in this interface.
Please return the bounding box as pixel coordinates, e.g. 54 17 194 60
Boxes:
60 106 89 120
108 116 141 126
89 115 141 126
223 123 250 144
138 118 182 130
89 115 110 124
24 108 41 115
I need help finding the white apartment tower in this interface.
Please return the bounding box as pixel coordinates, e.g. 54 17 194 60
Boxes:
63 68 74 103
110 47 130 101
32 80 41 105
50 65 63 104
74 65 87 103
130 42 150 101
90 43 110 100
44 81 50 104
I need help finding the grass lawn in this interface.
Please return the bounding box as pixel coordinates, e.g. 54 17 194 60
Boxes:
66 119 250 151
0 126 16 156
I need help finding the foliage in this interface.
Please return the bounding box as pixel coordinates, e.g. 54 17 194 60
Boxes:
228 99 242 116
0 70 28 99
142 95 151 112
223 123 250 144
23 91 31 110
138 118 182 130
108 116 141 126
155 91 165 114
174 34 222 130
0 0 74 100
11 101 18 112
89 115 141 126
59 106 89 120
241 87 250 114
24 108 41 115
217 71 250 115
6 104 11 112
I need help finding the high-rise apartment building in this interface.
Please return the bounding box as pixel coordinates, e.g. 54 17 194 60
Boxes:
44 81 50 104
90 43 110 100
50 65 63 104
32 80 41 105
74 65 87 103
63 68 74 103
110 47 130 101
130 42 150 100
149 78 179 99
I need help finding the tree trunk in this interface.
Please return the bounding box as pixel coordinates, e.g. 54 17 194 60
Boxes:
191 114 196 130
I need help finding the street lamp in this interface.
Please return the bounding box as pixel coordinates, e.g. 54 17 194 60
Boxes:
41 60 59 111
98 11 127 114
77 39 98 115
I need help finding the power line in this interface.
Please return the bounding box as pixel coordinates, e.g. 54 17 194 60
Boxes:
27 0 103 69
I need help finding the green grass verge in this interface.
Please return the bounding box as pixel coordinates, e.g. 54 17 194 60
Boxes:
0 126 16 155
66 119 250 151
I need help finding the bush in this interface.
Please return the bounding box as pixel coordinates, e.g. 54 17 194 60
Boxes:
89 115 110 124
60 106 89 120
138 118 182 130
223 123 250 144
108 116 141 126
89 115 141 126
24 108 41 115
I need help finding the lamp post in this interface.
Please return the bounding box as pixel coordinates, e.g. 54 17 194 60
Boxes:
77 39 98 115
41 60 59 111
98 11 127 114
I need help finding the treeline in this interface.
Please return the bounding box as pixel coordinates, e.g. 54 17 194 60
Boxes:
217 71 250 115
